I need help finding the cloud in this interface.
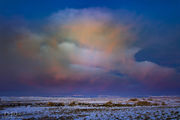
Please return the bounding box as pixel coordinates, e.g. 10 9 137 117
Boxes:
0 8 179 95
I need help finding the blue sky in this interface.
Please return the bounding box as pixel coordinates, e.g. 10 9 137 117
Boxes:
0 0 179 20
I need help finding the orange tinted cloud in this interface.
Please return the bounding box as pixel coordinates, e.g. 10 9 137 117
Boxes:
12 8 178 90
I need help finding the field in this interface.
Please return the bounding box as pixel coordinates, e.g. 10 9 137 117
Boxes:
0 96 180 120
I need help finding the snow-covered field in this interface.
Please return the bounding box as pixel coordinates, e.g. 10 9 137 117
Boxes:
0 96 179 120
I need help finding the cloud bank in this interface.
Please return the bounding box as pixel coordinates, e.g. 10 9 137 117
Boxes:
0 8 179 95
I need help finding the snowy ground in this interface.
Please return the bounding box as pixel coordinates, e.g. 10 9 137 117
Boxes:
0 96 179 120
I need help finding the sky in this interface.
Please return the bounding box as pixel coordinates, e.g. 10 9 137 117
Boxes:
0 0 180 96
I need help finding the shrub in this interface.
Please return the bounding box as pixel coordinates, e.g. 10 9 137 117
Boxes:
103 101 113 107
152 103 159 106
135 101 152 106
47 102 64 106
47 102 55 106
56 103 65 106
69 101 77 106
114 103 124 107
126 103 135 107
128 98 139 101
78 102 91 106
161 102 166 105
36 103 46 106
0 106 3 110
147 98 153 101
174 111 179 115
106 100 113 105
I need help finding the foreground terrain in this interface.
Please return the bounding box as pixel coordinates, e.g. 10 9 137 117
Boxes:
0 96 179 120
